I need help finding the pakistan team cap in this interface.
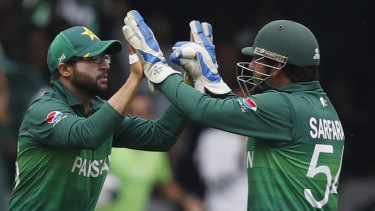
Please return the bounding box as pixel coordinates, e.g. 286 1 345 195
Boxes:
241 20 320 67
47 26 123 73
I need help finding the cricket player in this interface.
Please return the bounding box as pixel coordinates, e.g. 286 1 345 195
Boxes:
122 10 345 210
9 26 187 210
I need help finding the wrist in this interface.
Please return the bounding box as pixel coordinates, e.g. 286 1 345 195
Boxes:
129 53 139 64
183 72 193 87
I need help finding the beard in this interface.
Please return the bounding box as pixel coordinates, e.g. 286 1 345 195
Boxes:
250 84 266 95
72 67 107 96
249 80 267 95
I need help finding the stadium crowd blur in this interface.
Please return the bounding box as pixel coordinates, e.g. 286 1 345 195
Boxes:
0 0 371 210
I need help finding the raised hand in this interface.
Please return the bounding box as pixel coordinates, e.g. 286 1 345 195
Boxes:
170 41 231 95
122 10 179 93
189 21 217 68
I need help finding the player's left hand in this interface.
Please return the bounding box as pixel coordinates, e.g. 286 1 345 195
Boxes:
170 41 231 95
189 20 218 69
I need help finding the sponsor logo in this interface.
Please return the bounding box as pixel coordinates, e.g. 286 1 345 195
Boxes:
153 65 163 77
320 97 328 108
46 111 63 124
58 54 66 63
254 47 287 63
81 27 99 41
313 48 320 60
243 98 257 111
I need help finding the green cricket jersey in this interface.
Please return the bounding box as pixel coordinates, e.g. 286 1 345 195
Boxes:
159 75 345 210
9 80 188 211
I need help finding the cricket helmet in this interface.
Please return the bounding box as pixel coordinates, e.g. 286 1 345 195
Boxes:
237 20 320 96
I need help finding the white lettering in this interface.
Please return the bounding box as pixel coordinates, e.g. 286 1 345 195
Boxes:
90 160 100 177
335 121 344 140
100 155 111 175
309 118 344 141
318 118 325 139
71 155 111 178
247 151 254 168
332 121 339 140
310 118 317 138
79 159 87 177
71 156 82 172
323 119 330 139
327 120 333 140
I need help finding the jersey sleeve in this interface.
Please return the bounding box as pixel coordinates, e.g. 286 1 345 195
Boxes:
20 98 124 149
112 104 188 151
157 74 293 142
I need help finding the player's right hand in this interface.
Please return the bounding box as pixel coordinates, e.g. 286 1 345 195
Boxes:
122 10 179 93
122 10 166 69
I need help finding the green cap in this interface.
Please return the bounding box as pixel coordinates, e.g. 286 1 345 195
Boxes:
47 26 123 73
241 20 320 67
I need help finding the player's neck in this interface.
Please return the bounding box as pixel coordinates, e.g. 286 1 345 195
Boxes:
268 70 292 88
59 79 93 115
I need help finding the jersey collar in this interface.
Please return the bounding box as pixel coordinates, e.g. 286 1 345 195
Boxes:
264 81 323 93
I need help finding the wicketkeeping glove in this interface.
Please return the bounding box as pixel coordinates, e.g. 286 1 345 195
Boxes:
189 20 218 69
170 41 231 95
122 10 179 93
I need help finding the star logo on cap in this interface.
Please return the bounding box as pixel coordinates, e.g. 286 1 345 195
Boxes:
81 27 99 41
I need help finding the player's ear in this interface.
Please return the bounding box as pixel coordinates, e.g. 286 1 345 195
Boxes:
58 63 73 78
272 62 284 74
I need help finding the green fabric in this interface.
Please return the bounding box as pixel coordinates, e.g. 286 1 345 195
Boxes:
9 80 188 211
241 20 320 67
47 26 122 73
158 75 344 210
96 148 172 211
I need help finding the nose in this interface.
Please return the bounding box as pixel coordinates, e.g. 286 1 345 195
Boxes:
248 58 256 69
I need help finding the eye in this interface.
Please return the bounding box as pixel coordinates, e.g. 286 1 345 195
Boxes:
92 55 102 64
103 55 111 64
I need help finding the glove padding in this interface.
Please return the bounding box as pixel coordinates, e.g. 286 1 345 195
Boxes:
122 10 179 92
189 20 218 69
171 41 231 95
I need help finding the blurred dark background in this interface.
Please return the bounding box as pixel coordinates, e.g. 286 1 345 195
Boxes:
0 0 372 210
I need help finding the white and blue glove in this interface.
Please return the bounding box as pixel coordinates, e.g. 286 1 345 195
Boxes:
170 20 231 95
189 20 218 69
171 41 231 95
122 10 179 92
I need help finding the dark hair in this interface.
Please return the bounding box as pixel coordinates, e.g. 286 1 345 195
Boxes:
49 59 77 80
282 64 319 82
50 71 60 80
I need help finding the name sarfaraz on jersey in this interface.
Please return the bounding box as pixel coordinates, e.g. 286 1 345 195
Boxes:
309 117 344 140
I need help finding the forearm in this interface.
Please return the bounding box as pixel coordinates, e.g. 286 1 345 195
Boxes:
107 62 142 116
156 75 249 135
113 104 188 151
157 74 209 119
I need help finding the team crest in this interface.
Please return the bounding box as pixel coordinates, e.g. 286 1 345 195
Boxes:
46 111 63 123
243 98 257 111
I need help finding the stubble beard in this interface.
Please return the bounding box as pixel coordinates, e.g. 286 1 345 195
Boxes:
72 67 107 97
